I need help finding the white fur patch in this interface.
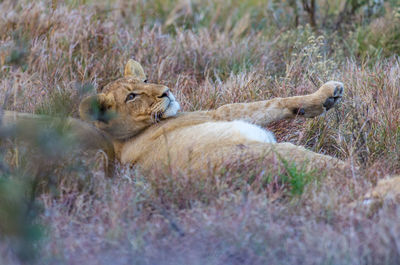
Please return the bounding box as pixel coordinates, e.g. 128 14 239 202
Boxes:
231 120 276 143
182 121 276 144
163 93 181 118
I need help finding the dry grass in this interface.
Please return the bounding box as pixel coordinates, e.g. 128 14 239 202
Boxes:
0 0 399 264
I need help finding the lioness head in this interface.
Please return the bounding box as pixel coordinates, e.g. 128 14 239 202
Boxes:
79 60 180 139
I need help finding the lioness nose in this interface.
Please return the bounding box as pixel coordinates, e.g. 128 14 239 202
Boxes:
158 88 169 98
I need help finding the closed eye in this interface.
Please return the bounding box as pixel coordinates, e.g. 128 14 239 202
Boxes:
125 93 137 102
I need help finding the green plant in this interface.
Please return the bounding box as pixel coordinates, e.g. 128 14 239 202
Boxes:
278 158 318 196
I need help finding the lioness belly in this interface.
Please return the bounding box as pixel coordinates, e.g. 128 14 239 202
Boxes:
174 121 276 145
172 121 276 170
120 121 276 171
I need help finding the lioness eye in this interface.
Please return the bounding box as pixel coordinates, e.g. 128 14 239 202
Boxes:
125 93 136 102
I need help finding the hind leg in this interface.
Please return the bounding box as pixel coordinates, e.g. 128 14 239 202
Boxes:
267 142 346 172
184 141 347 177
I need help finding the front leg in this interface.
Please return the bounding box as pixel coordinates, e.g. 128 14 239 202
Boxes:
210 81 344 126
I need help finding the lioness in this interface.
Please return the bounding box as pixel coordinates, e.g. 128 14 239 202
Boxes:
2 60 345 177
80 60 345 175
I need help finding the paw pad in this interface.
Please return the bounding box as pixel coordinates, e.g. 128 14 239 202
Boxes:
333 85 344 98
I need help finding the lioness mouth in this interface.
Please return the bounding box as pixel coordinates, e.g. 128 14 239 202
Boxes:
152 99 172 122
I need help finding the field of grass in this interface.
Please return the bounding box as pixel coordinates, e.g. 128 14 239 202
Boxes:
0 0 399 264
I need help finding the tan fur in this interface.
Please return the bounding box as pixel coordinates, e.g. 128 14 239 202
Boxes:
0 110 115 177
360 176 400 214
78 60 346 175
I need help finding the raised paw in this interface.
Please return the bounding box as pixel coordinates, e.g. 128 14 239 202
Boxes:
318 81 344 111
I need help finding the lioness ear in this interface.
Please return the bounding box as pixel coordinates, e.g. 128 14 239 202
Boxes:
79 93 116 124
124 59 147 81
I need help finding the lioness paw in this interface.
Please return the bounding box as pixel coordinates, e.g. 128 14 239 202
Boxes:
319 81 344 111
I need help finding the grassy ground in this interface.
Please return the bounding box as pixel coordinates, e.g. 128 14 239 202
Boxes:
0 0 399 264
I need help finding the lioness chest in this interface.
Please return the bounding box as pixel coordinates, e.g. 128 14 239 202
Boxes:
119 119 275 170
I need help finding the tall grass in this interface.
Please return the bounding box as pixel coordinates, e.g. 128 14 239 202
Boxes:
0 0 399 264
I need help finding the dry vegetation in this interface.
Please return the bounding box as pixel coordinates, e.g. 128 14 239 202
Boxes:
0 0 399 264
